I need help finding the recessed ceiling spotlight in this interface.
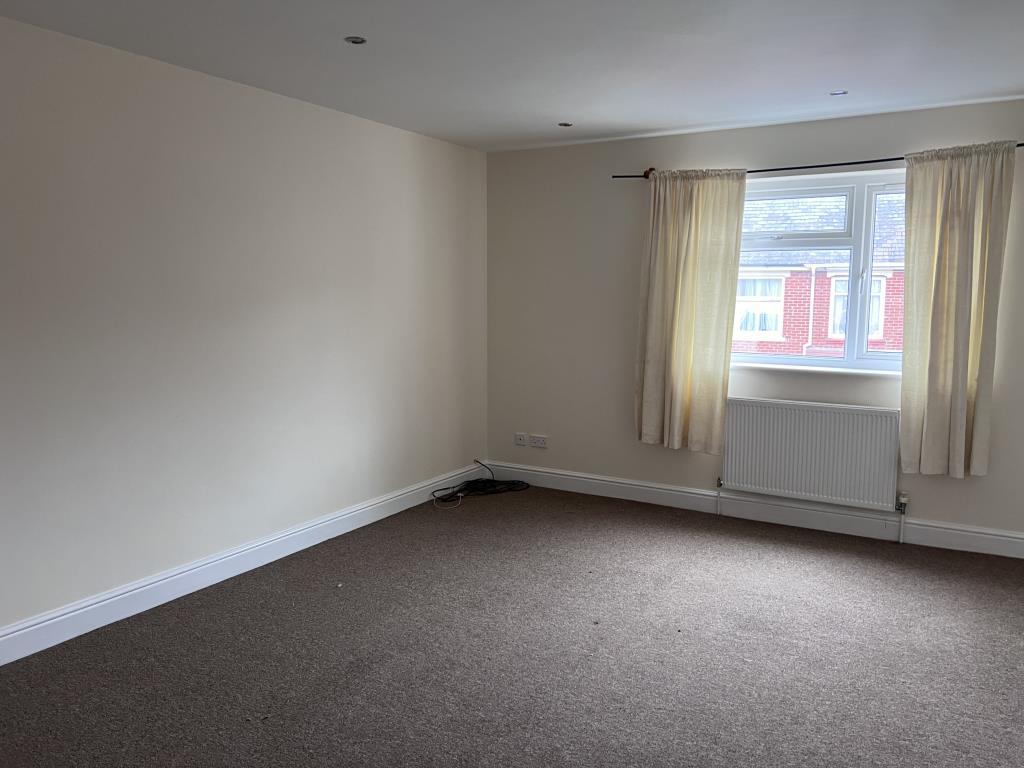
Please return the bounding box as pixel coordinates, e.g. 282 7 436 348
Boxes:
344 35 367 45
557 122 574 127
829 89 849 96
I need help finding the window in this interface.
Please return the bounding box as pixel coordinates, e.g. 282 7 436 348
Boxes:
734 277 784 339
742 194 849 235
829 277 885 340
731 171 905 370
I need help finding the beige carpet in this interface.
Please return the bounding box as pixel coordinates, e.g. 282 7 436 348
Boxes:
2 487 1023 767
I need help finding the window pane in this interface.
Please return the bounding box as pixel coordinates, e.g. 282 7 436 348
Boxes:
869 294 882 337
759 311 779 331
867 192 904 354
738 278 782 297
742 194 848 235
831 294 848 337
736 303 781 334
731 250 850 360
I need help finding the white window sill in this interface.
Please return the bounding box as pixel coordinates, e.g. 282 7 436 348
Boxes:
731 361 902 377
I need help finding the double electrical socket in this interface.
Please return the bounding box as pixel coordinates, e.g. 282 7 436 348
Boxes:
514 432 548 449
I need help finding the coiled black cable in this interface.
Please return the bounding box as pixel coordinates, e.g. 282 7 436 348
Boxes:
431 459 529 509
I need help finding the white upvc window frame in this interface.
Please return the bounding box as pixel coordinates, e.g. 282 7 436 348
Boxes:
731 169 905 372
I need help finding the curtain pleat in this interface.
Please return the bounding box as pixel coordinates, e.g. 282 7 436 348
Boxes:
636 169 746 455
901 141 1016 477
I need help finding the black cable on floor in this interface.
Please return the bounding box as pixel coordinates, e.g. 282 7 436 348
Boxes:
432 459 529 509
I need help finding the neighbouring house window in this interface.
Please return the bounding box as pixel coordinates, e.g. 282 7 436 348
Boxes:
829 277 885 339
734 278 784 339
731 171 905 371
869 278 884 338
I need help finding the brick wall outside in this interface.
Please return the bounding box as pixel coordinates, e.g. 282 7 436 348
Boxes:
732 268 904 358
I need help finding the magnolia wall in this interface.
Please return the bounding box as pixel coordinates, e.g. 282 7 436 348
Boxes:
487 100 1024 534
0 19 487 627
3 15 1022 632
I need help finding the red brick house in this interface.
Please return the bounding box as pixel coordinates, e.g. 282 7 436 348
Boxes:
731 262 904 358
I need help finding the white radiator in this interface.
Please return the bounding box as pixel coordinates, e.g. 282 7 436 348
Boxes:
722 398 899 512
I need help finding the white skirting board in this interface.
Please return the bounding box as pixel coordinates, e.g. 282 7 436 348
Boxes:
485 461 719 514
486 461 1024 559
900 518 1024 559
6 462 1022 667
0 464 484 667
717 492 902 540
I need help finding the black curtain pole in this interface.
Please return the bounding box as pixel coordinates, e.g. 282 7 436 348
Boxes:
610 142 1024 179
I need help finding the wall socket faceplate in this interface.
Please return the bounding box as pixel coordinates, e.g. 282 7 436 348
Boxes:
514 432 528 446
528 434 548 449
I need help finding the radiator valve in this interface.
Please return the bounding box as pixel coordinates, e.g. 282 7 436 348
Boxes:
896 491 910 514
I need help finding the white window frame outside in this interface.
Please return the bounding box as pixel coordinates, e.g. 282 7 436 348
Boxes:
733 273 786 341
828 275 850 340
731 169 905 372
827 273 886 341
867 275 886 341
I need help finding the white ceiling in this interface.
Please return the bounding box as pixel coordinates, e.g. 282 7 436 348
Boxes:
2 0 1022 151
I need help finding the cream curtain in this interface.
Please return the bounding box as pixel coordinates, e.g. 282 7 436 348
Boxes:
636 169 746 454
901 141 1016 477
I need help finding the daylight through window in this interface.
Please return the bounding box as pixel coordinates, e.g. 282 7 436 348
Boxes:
731 171 905 370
